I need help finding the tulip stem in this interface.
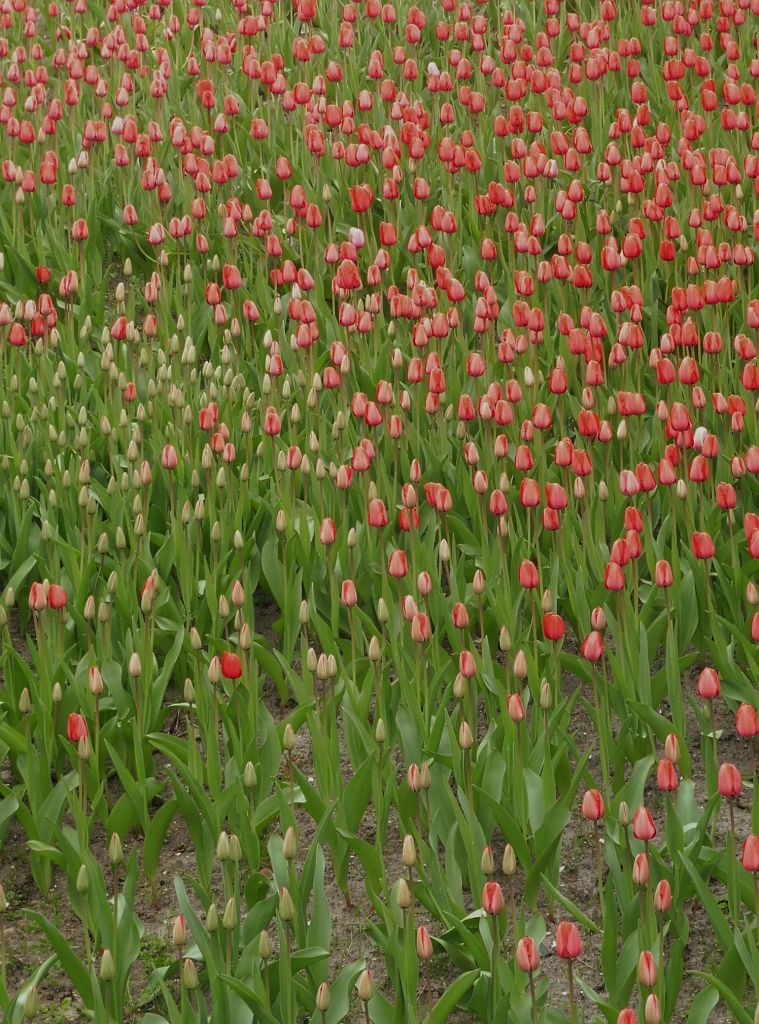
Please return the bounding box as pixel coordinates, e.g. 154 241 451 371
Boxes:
727 800 738 929
0 916 6 988
112 868 119 969
528 970 537 1024
591 667 610 801
593 821 604 917
567 959 576 1024
490 913 500 1018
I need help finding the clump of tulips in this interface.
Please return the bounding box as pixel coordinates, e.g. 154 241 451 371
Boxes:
1 0 759 1020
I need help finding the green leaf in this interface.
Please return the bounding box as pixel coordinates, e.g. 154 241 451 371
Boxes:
143 799 178 882
689 972 752 1024
25 912 93 1004
421 969 479 1024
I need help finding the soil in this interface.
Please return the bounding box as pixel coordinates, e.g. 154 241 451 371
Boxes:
1 603 751 1023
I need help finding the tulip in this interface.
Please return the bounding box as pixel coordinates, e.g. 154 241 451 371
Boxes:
555 921 582 959
632 807 656 842
47 584 67 609
66 713 88 743
220 652 242 680
556 921 582 1021
638 950 657 988
517 936 540 973
718 762 741 799
482 881 504 915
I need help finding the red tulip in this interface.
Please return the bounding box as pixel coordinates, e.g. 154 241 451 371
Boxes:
653 880 672 913
518 560 539 589
580 631 604 662
742 836 759 871
482 881 504 915
388 549 408 578
220 653 242 680
319 519 337 546
47 584 67 610
638 950 657 988
691 531 715 560
581 789 604 821
656 758 678 792
736 703 759 738
632 807 656 841
67 713 88 743
697 667 720 700
654 560 673 588
555 921 582 959
717 763 741 799
516 936 540 973
542 613 564 642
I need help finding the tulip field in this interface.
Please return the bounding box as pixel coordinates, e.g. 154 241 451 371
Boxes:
2 0 759 1020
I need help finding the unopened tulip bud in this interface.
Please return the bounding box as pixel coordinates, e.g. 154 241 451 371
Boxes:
316 981 330 1011
402 834 417 867
618 800 630 827
513 650 527 678
89 666 103 696
481 845 495 875
244 761 257 789
128 652 141 678
259 930 271 959
108 833 123 867
420 762 431 790
206 903 218 932
182 958 199 990
375 718 386 744
279 888 294 921
76 865 89 894
52 682 62 704
283 826 297 861
396 877 412 909
638 950 657 988
502 843 516 875
228 834 242 863
417 925 434 960
653 879 672 913
632 853 650 887
283 723 295 752
100 950 115 983
172 915 187 948
664 734 680 764
357 969 374 1002
216 832 230 861
459 720 473 750
644 994 661 1024
453 673 467 700
222 897 238 930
